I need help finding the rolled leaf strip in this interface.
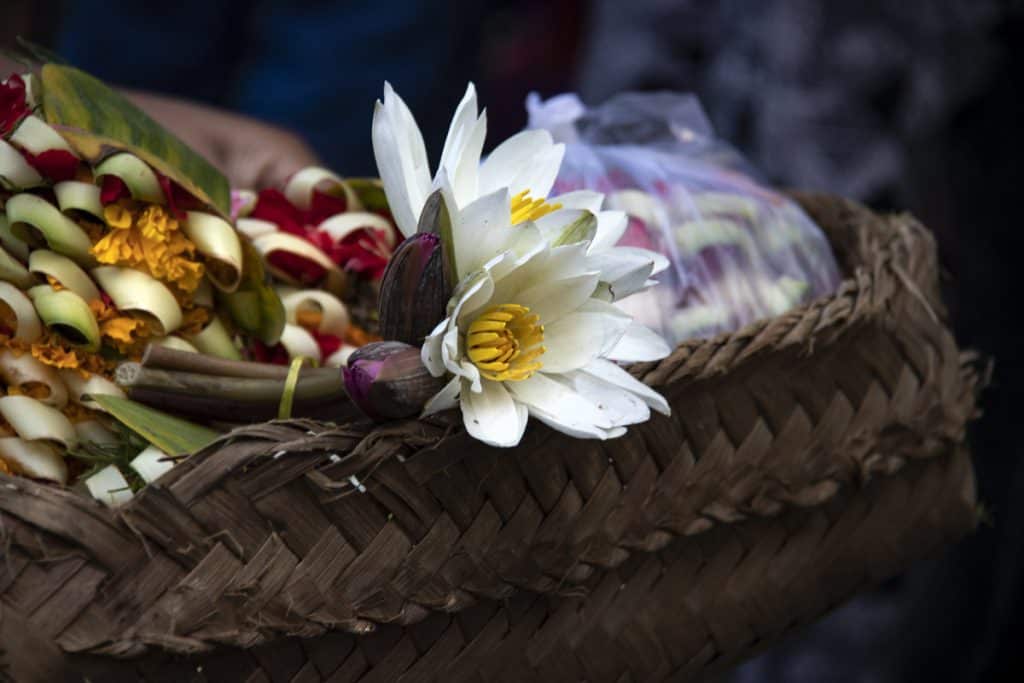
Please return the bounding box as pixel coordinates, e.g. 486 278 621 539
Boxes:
0 139 44 189
0 243 35 288
185 315 240 360
3 193 95 264
151 336 199 354
252 232 338 284
59 368 126 409
284 166 358 211
0 281 44 342
28 285 101 350
93 153 163 204
319 211 395 245
182 211 242 292
281 289 349 336
0 395 78 449
325 344 358 367
54 181 105 221
130 444 174 483
279 323 321 363
192 277 214 308
9 115 76 155
0 349 69 407
29 249 101 301
0 212 31 261
235 217 279 239
84 464 133 507
74 419 120 446
91 266 182 335
0 437 67 484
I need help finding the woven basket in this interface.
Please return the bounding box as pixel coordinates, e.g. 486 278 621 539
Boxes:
0 194 980 682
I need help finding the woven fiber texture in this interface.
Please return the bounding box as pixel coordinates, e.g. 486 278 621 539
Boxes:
0 195 980 682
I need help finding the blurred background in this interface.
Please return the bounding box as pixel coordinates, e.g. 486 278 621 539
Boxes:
4 1 1022 680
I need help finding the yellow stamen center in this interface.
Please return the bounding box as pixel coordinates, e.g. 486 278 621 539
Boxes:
466 303 545 382
510 189 562 225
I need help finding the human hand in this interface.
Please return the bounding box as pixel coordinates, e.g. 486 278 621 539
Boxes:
124 90 321 190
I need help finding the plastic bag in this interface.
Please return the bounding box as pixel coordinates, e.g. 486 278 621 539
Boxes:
527 92 841 346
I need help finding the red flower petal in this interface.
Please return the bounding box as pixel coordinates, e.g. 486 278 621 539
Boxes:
1 74 30 136
156 173 193 220
251 188 306 237
310 330 342 359
249 340 290 365
22 149 80 182
266 250 328 284
307 190 348 226
100 175 131 204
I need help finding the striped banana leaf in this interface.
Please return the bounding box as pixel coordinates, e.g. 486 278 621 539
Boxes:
38 64 232 218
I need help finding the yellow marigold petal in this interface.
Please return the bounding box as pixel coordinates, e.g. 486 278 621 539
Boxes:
103 204 134 230
100 315 141 344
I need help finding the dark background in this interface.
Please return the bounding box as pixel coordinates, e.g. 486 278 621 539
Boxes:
5 1 1023 680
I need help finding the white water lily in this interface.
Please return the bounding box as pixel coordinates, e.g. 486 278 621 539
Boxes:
420 229 670 447
372 82 669 298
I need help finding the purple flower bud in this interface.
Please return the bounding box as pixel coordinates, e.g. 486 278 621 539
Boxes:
378 194 454 344
342 341 445 420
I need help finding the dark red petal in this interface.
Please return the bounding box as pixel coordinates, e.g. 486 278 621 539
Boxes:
310 330 343 359
22 149 80 182
100 175 131 204
307 190 348 225
1 74 30 136
249 340 290 365
266 250 327 284
251 188 305 236
155 173 189 220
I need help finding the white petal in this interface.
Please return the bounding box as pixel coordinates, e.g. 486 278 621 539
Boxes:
506 373 622 439
541 311 630 374
450 112 487 209
423 376 461 416
587 248 658 301
515 271 600 325
552 190 605 213
580 358 671 416
461 378 527 447
532 208 594 244
606 321 672 362
452 188 514 278
437 84 486 208
479 129 564 199
490 240 587 304
561 370 651 426
591 210 629 252
421 318 450 377
450 268 496 328
372 84 432 237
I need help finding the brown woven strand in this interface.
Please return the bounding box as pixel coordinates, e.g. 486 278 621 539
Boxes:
15 448 974 683
0 194 980 682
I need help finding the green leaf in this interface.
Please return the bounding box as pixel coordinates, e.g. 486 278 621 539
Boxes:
91 394 220 456
346 177 389 212
551 210 598 247
219 238 286 345
38 64 231 217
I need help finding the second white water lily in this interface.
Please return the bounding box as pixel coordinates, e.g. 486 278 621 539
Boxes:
420 228 670 447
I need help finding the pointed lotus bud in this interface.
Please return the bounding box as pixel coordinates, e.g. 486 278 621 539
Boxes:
342 341 446 420
378 232 451 344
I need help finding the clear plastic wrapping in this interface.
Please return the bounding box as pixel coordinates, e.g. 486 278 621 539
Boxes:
527 92 841 346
